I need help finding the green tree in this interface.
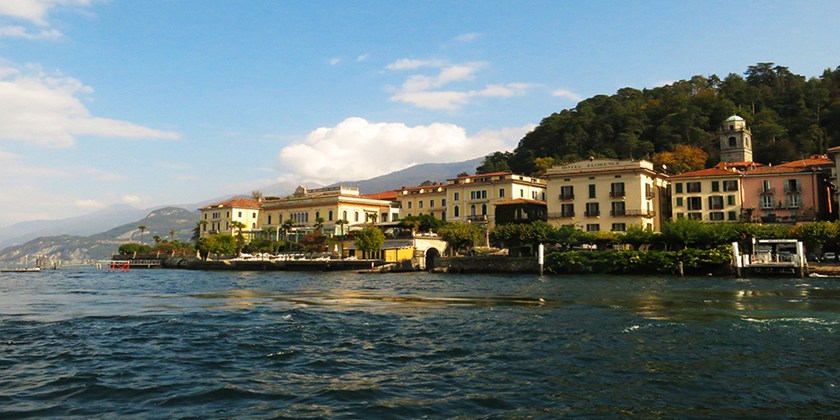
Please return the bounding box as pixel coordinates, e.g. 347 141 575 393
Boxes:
476 151 512 174
300 230 327 253
230 220 246 255
137 225 147 245
336 219 349 258
354 225 385 259
438 222 483 255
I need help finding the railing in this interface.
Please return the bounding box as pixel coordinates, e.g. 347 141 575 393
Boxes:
759 187 775 195
625 209 656 217
584 210 600 217
609 191 625 198
645 192 656 199
466 215 488 222
548 212 575 218
784 186 801 193
559 193 575 200
610 210 626 217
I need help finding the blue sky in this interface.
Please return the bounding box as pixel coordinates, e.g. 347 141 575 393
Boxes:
0 0 838 227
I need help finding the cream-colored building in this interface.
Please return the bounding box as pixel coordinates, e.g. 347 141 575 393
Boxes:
670 166 743 222
199 198 262 238
395 184 447 219
544 158 669 232
260 186 400 238
444 172 547 228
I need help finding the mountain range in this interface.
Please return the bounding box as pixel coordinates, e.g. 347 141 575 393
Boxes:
0 157 482 265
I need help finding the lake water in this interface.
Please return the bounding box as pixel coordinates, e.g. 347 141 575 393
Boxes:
2 268 840 417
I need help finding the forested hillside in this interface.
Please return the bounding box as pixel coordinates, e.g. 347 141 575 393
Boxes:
480 63 840 175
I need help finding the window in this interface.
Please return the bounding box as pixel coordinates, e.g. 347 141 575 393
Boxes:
268 215 272 225
238 211 242 217
723 180 738 191
710 212 725 221
760 195 775 209
442 199 446 206
470 191 476 200
729 136 736 147
611 223 626 232
520 189 524 198
686 182 701 193
688 213 702 220
481 204 487 215
315 211 320 220
430 200 435 207
727 195 736 206
711 181 719 192
762 180 772 193
454 205 460 217
589 184 596 198
610 182 625 197
560 185 575 200
786 194 801 209
675 197 684 207
499 188 505 198
675 183 683 194
586 224 600 232
355 212 359 222
407 202 412 209
329 210 333 221
585 202 600 217
343 211 348 220
708 196 724 210
687 197 702 211
470 204 476 216
786 179 801 193
561 203 574 217
728 211 737 221
454 192 460 201
418 201 424 208
611 201 625 216
532 191 538 199
676 213 685 219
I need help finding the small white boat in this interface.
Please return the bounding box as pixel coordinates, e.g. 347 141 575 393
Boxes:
1 267 41 273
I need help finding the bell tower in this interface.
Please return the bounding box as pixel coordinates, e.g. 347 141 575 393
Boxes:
719 115 753 163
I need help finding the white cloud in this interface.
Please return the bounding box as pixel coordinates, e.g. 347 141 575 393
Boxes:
453 32 480 43
277 117 531 184
0 0 93 39
386 58 447 71
552 88 583 102
386 59 529 110
0 65 180 147
121 194 142 204
329 57 341 66
357 53 370 62
75 198 104 210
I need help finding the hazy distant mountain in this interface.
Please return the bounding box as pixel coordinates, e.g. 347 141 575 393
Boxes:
0 204 151 250
331 157 483 194
0 207 199 266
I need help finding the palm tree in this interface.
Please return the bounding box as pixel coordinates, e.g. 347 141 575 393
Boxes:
336 219 348 259
138 225 147 245
193 221 208 242
169 230 176 241
230 220 246 256
282 219 295 241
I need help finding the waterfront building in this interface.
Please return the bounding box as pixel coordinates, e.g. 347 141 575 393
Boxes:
444 172 547 229
670 165 743 222
260 185 400 239
395 184 447 220
544 158 669 232
740 156 835 223
198 198 262 239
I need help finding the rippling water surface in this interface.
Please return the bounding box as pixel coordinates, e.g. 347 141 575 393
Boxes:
2 268 840 417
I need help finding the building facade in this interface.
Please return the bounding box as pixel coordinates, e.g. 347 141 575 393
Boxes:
394 184 447 220
670 166 743 222
444 172 547 228
740 157 835 223
199 198 262 238
544 158 669 232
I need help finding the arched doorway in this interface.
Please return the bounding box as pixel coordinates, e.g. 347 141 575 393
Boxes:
425 247 441 271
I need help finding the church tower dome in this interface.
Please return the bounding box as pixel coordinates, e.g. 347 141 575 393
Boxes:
719 115 753 163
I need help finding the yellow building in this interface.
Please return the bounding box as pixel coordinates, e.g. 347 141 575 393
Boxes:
260 186 400 238
198 198 262 238
544 158 668 232
445 172 547 228
395 184 447 219
670 166 743 222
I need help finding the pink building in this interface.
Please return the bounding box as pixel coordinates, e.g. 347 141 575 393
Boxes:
740 157 835 223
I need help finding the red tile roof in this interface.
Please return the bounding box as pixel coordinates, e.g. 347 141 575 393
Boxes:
670 167 740 179
494 198 547 206
200 198 262 210
776 157 832 168
363 191 399 200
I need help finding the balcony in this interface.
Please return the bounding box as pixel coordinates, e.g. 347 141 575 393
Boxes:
584 210 600 217
548 212 575 218
467 215 488 223
609 191 625 198
645 192 656 199
759 187 775 195
784 186 801 193
610 210 626 217
625 209 656 217
559 193 575 200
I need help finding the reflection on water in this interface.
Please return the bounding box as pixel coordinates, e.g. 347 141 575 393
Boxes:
2 269 840 417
